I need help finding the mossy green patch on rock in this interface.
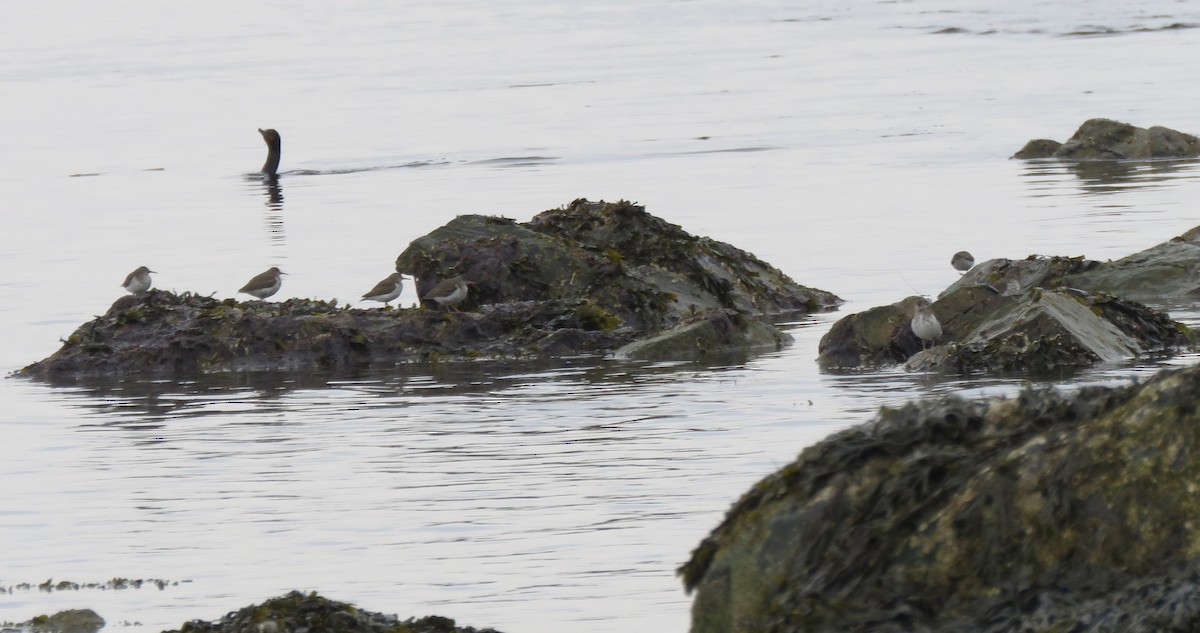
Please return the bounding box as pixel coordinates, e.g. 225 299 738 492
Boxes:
681 363 1200 632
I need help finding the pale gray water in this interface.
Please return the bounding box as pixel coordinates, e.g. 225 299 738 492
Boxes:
3 2 1200 631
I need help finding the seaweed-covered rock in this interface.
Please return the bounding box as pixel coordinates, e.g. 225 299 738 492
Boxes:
1012 118 1200 159
18 200 840 379
25 609 104 633
16 292 631 381
680 363 1200 632
397 199 840 327
168 591 499 633
818 256 1192 374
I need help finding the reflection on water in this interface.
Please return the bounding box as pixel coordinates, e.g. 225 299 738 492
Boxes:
1020 158 1200 197
262 179 285 243
245 176 286 244
52 355 766 424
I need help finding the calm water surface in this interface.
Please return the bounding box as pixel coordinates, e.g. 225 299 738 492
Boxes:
4 2 1200 631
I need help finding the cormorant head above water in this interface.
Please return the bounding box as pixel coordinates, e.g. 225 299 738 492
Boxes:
258 128 281 177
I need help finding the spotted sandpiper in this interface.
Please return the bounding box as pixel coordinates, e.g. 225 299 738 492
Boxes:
362 272 404 306
911 297 943 351
951 251 975 273
422 276 472 311
121 266 155 294
239 266 285 299
259 128 281 178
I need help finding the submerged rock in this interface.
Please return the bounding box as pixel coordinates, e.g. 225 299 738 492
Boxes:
17 200 840 380
818 255 1192 375
680 362 1200 632
168 591 500 633
1013 118 1200 159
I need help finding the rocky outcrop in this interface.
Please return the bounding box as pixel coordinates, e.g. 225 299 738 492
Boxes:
396 199 840 326
18 609 105 633
680 362 1200 632
1062 224 1200 303
16 200 840 380
169 591 500 633
15 292 633 381
1013 118 1200 159
817 256 1192 374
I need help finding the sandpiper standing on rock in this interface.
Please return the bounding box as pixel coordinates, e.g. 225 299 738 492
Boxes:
911 297 943 351
422 276 472 311
362 272 404 306
951 251 975 274
121 266 155 294
239 267 285 300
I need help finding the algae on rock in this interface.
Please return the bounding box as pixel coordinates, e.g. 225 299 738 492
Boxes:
169 591 500 633
681 363 1200 632
18 199 840 379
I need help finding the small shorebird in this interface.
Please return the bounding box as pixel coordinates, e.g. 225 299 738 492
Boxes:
423 276 472 311
951 251 975 273
911 298 942 351
121 266 155 294
259 128 281 178
239 266 285 299
362 272 404 306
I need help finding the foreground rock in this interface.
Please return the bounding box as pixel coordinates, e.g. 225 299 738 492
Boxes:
1013 117 1200 159
681 362 1200 632
817 255 1192 374
17 200 840 380
169 591 499 633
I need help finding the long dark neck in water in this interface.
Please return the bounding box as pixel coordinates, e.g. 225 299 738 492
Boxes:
259 128 281 177
262 138 281 176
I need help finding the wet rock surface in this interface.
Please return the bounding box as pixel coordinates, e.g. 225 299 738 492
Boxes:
1063 224 1200 302
680 362 1200 633
1013 118 1200 160
17 200 840 380
818 255 1193 375
168 591 500 633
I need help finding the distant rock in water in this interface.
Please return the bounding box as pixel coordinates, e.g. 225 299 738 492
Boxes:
166 591 501 633
15 199 841 380
24 609 105 633
681 361 1200 632
1013 118 1200 159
